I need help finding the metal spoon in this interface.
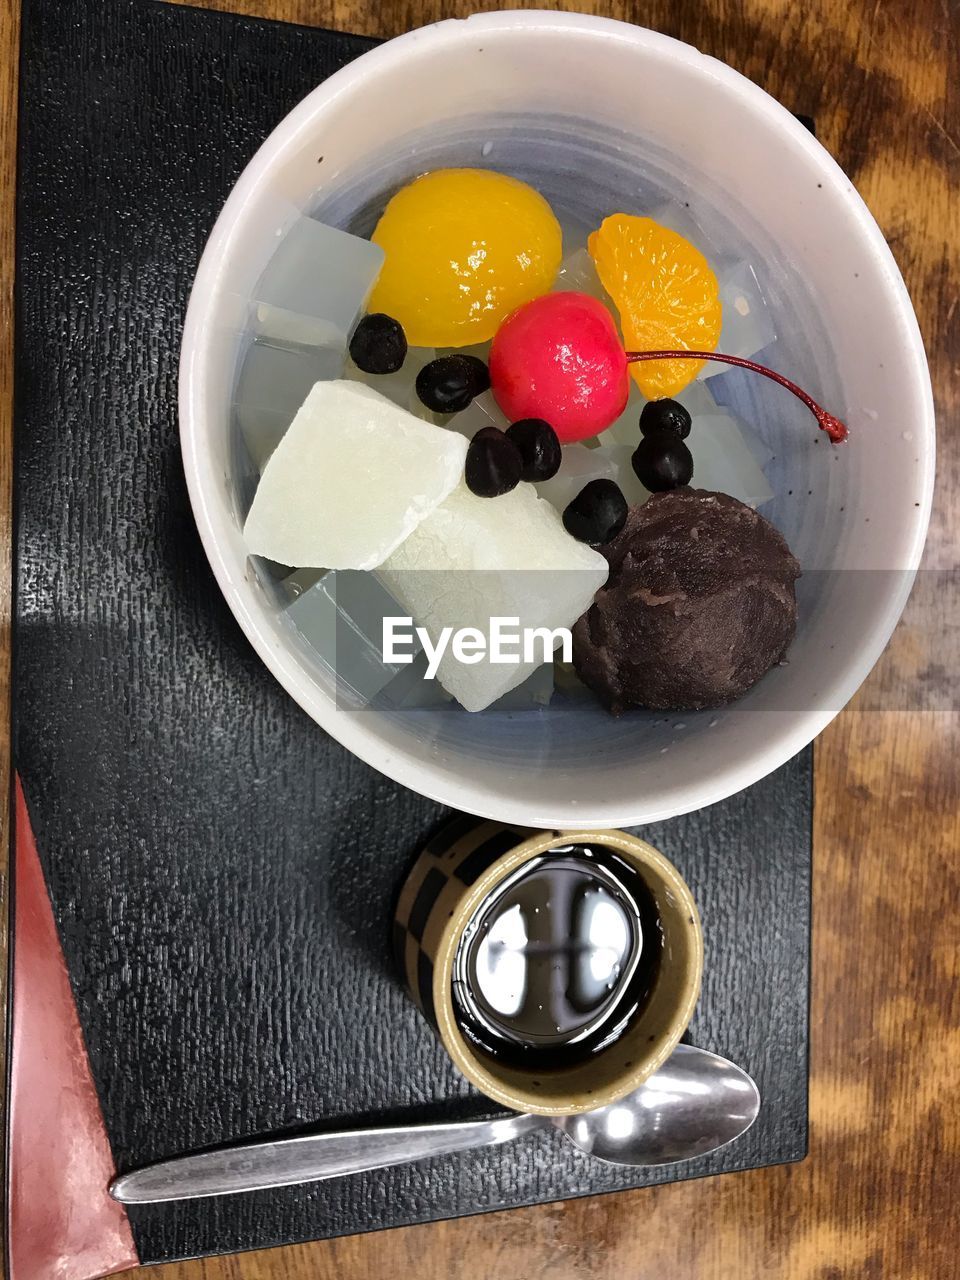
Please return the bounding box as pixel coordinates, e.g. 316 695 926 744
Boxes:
110 1045 758 1204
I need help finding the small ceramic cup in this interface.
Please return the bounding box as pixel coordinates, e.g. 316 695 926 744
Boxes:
394 817 703 1116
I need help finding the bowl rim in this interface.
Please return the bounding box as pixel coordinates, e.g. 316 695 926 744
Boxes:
179 10 935 829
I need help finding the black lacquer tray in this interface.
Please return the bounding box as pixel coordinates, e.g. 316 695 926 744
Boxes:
13 0 811 1263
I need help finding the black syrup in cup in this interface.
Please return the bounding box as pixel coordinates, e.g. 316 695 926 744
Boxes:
452 843 663 1072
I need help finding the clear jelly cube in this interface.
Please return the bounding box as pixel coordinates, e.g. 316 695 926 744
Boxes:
698 260 777 381
254 216 384 346
285 569 419 706
376 652 454 709
687 411 774 508
251 302 344 351
558 216 594 253
443 390 510 442
648 201 710 250
234 340 345 472
471 391 510 429
595 381 647 448
553 247 610 303
674 380 724 418
280 567 329 600
494 662 556 709
535 444 618 511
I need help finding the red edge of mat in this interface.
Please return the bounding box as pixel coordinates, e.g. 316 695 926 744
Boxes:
7 776 139 1280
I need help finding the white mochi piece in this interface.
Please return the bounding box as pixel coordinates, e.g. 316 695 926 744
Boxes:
377 481 608 712
244 381 467 570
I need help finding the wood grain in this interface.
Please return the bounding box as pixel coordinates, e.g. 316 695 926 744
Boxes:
6 0 958 1276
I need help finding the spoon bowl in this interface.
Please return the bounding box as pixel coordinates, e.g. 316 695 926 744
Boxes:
555 1044 760 1166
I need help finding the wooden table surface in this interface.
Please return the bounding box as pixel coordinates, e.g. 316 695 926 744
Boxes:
3 1 958 1277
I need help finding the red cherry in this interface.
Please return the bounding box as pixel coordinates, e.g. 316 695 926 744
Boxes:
489 292 629 443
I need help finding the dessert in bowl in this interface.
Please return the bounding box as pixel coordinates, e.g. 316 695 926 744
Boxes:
180 12 934 828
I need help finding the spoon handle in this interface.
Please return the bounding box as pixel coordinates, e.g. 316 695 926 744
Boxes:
110 1111 546 1203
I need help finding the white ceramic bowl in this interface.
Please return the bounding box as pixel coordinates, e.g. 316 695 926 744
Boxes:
180 11 934 829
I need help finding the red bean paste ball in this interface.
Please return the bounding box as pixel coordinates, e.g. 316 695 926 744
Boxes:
572 489 800 713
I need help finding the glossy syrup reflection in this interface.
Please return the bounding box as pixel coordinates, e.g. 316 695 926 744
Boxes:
452 845 663 1071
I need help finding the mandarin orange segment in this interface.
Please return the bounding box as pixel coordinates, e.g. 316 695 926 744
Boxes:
587 214 722 399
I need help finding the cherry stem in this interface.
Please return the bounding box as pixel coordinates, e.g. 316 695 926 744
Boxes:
625 350 848 444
